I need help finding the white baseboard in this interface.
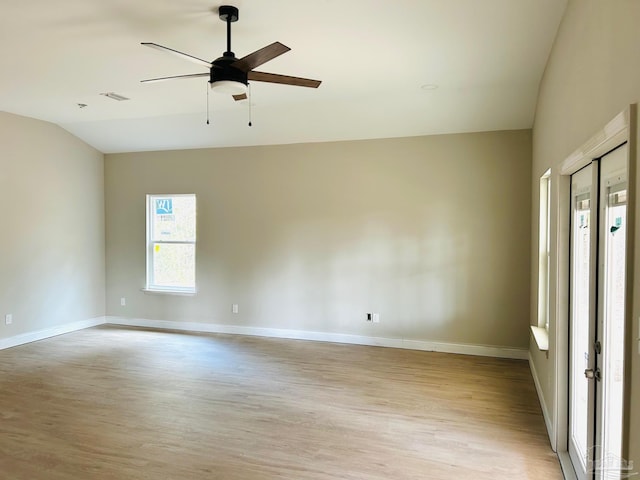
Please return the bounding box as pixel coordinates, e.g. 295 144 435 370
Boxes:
105 316 528 360
529 351 554 445
0 316 106 351
0 315 529 361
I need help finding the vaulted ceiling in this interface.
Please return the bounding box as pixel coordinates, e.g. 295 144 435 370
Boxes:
0 0 566 153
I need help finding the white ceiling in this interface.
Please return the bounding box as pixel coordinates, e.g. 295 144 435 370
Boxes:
0 0 566 154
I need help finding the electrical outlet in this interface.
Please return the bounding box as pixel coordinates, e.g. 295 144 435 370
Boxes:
120 297 126 306
232 304 239 314
372 313 380 323
5 314 12 325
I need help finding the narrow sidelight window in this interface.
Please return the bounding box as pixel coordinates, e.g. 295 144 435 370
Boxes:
538 170 551 330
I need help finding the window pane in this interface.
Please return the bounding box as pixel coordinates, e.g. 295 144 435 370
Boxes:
151 195 196 242
152 243 195 289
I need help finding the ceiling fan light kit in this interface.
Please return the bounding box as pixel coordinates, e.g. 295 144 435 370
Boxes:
141 4 321 122
210 80 247 95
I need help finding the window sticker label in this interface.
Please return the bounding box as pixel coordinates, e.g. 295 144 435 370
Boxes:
155 198 173 215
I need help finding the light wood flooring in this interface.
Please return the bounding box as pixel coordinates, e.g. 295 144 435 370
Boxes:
0 326 562 479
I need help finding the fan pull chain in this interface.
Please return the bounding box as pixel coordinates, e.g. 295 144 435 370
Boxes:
206 82 211 125
248 83 252 127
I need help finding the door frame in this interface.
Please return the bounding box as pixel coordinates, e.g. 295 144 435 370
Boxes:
552 105 637 478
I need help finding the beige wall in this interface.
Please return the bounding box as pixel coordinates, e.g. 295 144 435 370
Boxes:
530 0 640 468
0 112 105 338
105 130 531 349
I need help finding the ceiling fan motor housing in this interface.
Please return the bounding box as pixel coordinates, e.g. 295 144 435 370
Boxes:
210 54 248 91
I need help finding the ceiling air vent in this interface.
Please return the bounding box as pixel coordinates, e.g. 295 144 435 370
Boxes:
100 92 130 101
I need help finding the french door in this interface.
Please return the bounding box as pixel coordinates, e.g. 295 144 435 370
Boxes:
568 144 628 480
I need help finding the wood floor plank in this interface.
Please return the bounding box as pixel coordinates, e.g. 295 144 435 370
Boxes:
0 326 562 479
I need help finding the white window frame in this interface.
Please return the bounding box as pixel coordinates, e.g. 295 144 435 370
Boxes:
145 193 197 295
532 169 551 352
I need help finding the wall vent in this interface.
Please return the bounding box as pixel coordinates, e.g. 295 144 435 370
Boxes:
100 92 130 101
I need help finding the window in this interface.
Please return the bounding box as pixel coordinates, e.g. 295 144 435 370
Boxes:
146 194 196 293
538 170 551 330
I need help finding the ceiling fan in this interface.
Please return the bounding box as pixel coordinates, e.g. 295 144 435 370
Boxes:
141 5 322 102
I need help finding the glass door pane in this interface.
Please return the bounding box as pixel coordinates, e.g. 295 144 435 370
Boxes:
597 144 628 478
568 164 595 479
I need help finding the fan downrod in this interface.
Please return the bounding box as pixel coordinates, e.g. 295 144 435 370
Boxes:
219 5 239 56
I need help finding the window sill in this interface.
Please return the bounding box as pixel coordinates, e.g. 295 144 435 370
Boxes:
530 326 549 351
141 288 197 297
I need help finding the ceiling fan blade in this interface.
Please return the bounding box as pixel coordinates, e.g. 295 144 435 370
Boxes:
232 93 248 101
141 73 210 84
248 71 322 88
231 42 291 72
141 42 212 68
